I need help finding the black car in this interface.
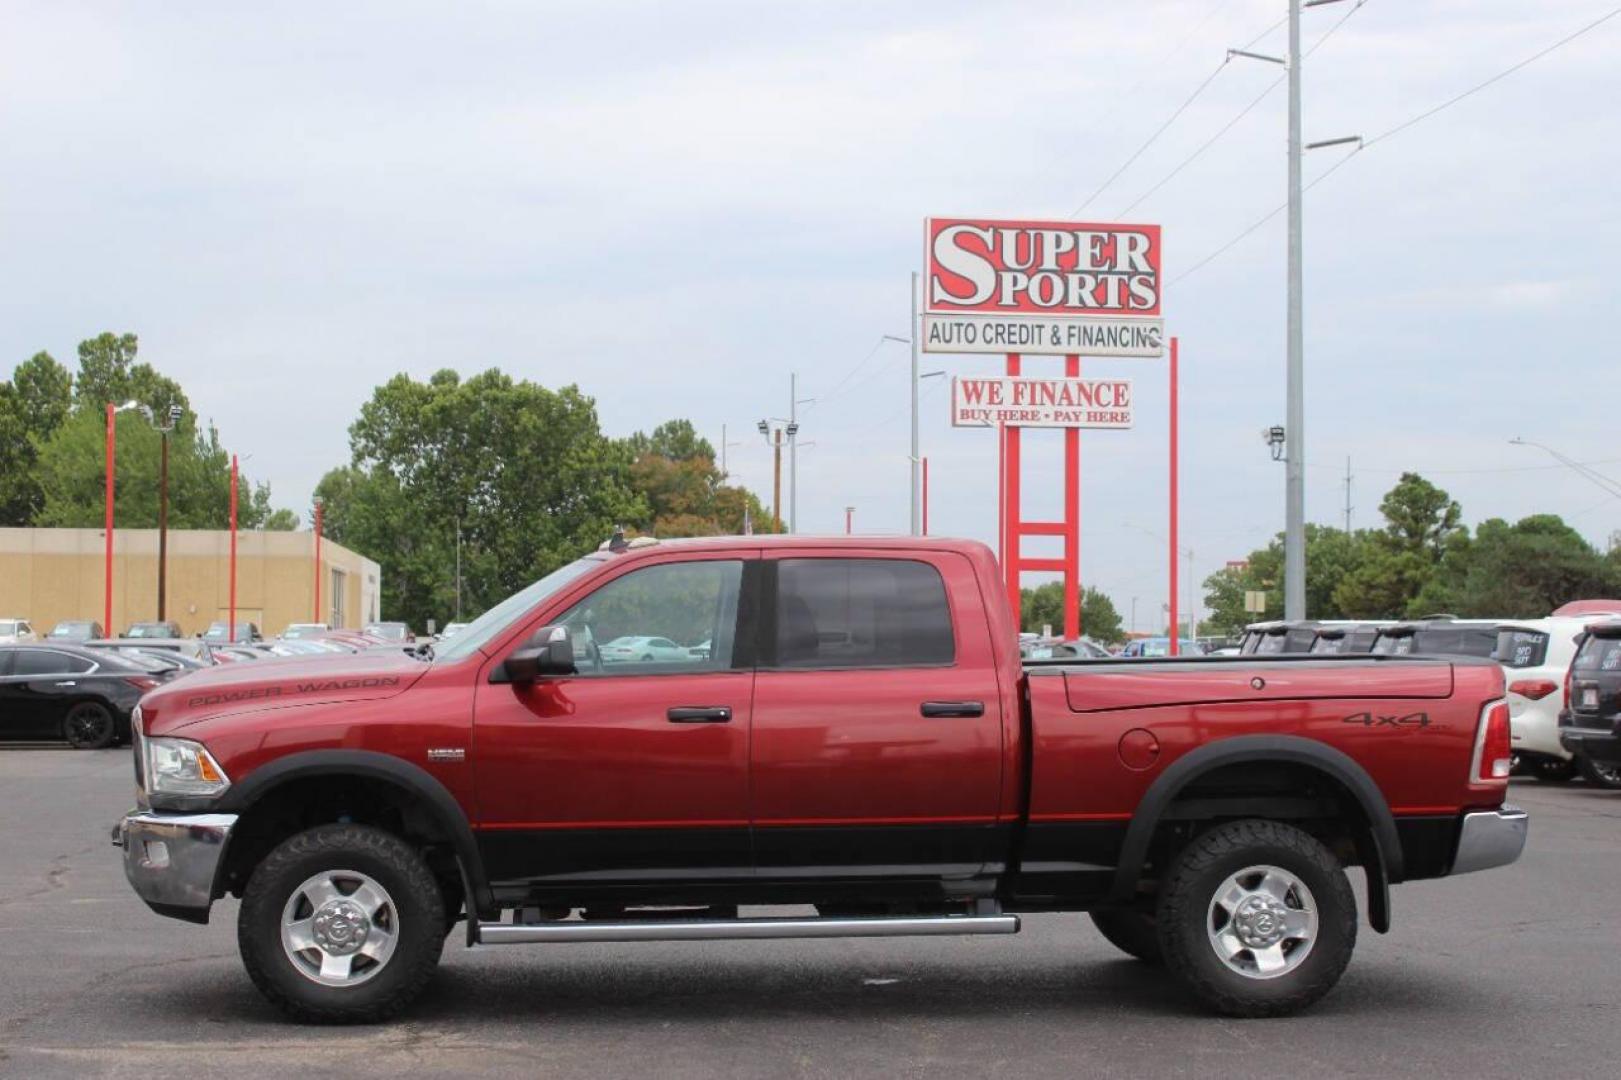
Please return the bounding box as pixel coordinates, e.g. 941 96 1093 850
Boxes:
1558 619 1621 790
0 644 157 749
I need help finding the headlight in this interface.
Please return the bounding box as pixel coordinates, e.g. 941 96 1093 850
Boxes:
143 735 231 798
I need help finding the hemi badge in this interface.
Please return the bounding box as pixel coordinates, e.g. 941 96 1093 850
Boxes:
427 748 465 762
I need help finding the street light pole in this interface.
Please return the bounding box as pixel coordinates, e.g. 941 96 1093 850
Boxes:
104 403 115 636
313 497 325 624
154 405 180 623
1283 0 1306 621
909 271 921 535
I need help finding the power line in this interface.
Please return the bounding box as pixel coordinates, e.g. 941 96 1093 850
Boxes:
1071 58 1231 217
805 335 901 410
1363 4 1620 149
1172 3 1620 287
1115 1 1368 221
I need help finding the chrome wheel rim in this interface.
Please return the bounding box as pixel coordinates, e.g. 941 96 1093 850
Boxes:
281 870 399 987
1206 864 1318 980
1593 760 1621 785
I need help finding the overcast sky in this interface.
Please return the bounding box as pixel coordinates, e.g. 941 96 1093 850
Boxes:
3 0 1618 628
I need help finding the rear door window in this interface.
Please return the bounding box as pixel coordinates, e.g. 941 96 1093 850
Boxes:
773 558 954 669
1574 636 1621 673
1494 629 1549 669
12 650 93 676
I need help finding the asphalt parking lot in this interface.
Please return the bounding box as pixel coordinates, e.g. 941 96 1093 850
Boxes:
1 747 1618 1079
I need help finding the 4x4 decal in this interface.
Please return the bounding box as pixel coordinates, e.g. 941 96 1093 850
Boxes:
1341 710 1431 730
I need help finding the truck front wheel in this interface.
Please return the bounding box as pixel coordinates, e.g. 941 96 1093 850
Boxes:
238 824 446 1023
1156 819 1356 1018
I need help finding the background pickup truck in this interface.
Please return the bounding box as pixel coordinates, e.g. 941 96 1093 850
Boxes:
116 535 1526 1023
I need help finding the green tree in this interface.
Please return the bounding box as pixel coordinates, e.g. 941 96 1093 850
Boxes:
319 369 651 629
1019 583 1126 643
1202 524 1373 632
0 352 74 523
1412 515 1621 617
1333 473 1463 618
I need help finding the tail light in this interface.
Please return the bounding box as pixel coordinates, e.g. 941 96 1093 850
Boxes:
123 675 160 692
1477 701 1512 781
1508 679 1558 701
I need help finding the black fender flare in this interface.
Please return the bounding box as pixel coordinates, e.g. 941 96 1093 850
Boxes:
215 749 493 921
1107 734 1401 931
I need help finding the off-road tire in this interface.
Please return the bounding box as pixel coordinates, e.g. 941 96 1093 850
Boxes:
1089 908 1163 965
1157 819 1356 1018
1577 754 1621 790
63 702 116 749
238 824 444 1023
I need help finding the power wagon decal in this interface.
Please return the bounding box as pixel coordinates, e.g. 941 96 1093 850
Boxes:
185 676 402 709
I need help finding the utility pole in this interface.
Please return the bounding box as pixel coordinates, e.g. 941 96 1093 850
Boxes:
845 506 854 535
455 519 463 621
154 404 180 622
758 420 785 532
1187 548 1196 640
1229 0 1356 622
909 271 921 535
787 374 809 533
1343 456 1353 533
1284 0 1306 621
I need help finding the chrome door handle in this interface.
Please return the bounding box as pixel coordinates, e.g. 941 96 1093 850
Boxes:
54 681 77 688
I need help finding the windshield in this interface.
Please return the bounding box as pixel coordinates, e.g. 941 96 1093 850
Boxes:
433 556 604 663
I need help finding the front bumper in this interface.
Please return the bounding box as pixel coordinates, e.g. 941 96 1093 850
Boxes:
1449 805 1528 876
113 809 237 924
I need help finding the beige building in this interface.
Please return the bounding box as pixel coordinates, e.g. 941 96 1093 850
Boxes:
0 527 381 638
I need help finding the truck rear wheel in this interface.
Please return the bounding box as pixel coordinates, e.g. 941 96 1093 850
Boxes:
1577 754 1621 790
1156 819 1356 1018
1089 908 1162 965
238 824 445 1023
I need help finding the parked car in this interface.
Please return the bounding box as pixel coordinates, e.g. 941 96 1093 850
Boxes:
279 623 330 640
89 637 215 665
48 620 104 641
125 621 183 639
1492 614 1621 782
116 534 1523 1022
1371 618 1500 659
363 621 415 643
438 622 470 641
1558 618 1621 790
202 622 262 643
598 634 692 663
1120 636 1205 657
0 643 157 748
1308 623 1388 656
81 640 206 681
0 619 37 645
1024 638 1110 661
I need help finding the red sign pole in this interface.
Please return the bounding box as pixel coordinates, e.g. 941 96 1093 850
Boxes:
104 403 115 635
1063 354 1081 641
228 455 238 643
1168 336 1180 656
1004 354 1023 629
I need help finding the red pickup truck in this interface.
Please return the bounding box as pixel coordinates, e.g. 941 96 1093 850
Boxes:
116 535 1526 1023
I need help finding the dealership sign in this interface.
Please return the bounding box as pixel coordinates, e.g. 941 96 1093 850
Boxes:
923 217 1163 356
951 376 1133 429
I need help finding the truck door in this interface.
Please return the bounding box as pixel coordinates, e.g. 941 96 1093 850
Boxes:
748 551 1005 881
471 554 756 889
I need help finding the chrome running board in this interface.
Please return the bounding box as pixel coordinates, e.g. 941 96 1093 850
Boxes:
477 913 1020 945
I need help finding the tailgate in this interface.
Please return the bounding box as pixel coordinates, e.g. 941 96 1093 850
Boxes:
1063 659 1454 713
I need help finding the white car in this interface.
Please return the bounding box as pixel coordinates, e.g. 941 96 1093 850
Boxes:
599 635 691 663
0 618 37 644
1497 612 1621 781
